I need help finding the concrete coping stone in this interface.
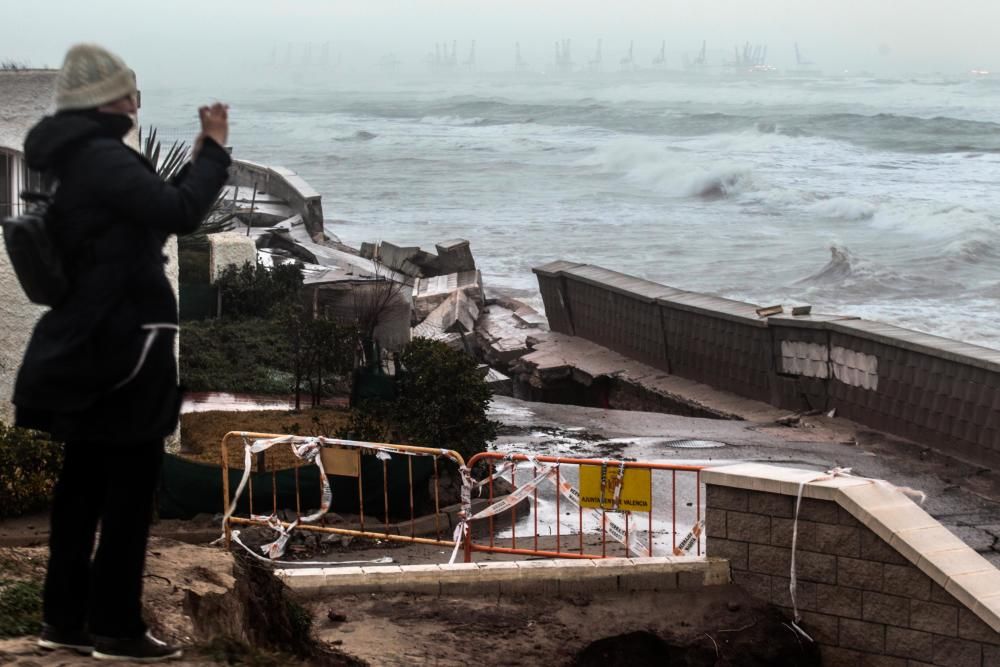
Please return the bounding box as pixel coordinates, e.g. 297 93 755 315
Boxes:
828 318 1000 374
532 260 585 277
656 292 768 328
766 314 861 330
275 556 731 593
561 265 685 303
703 462 1000 633
531 260 765 325
232 158 270 172
280 177 320 201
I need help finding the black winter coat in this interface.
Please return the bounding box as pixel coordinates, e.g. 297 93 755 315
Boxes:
13 110 231 443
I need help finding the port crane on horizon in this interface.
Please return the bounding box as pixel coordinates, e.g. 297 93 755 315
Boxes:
554 39 573 73
588 39 602 72
726 41 773 71
514 42 529 72
684 40 708 69
463 41 476 70
619 41 636 71
652 41 666 67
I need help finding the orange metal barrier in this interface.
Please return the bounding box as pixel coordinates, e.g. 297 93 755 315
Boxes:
219 431 466 555
461 453 705 562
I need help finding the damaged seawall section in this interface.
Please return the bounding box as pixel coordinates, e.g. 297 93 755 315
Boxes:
534 261 1000 470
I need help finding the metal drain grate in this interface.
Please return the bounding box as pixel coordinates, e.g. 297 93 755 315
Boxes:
662 439 727 449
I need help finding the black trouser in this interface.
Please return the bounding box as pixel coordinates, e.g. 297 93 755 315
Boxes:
43 438 164 639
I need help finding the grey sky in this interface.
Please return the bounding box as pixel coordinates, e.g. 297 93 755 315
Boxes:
2 1 997 83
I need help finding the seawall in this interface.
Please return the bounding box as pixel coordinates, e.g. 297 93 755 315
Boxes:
534 260 1000 470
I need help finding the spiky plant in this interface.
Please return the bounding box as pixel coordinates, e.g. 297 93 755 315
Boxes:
140 125 239 249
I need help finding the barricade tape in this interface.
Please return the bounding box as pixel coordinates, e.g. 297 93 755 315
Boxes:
787 467 926 642
451 459 703 561
219 434 472 562
230 530 394 567
674 519 704 556
547 467 649 556
219 434 434 559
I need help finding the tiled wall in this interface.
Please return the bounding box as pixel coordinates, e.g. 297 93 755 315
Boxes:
534 261 1000 470
706 485 1000 666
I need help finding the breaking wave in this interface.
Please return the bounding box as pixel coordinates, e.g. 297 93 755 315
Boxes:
793 244 962 297
247 90 1000 154
335 130 378 141
581 139 755 198
796 245 856 285
808 198 877 221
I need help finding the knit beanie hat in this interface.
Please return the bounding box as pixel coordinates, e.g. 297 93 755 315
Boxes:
55 43 137 112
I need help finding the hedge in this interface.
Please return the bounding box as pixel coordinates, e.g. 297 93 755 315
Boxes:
0 422 63 519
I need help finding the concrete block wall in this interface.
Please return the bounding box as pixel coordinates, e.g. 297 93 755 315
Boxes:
534 261 1000 469
549 262 677 369
534 261 772 400
827 320 1000 470
704 464 1000 666
660 297 771 400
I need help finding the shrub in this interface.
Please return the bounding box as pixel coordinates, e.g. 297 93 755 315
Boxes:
217 261 303 320
0 579 43 638
180 318 293 394
340 339 498 462
0 423 62 519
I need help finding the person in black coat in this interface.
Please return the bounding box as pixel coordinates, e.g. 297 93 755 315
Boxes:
12 43 231 662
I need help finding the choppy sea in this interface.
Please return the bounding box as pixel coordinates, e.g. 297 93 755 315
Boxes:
145 71 1000 349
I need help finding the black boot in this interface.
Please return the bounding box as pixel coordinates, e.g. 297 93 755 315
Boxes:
92 632 182 662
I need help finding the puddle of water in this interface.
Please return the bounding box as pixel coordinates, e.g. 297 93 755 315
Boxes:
182 392 293 413
181 392 348 413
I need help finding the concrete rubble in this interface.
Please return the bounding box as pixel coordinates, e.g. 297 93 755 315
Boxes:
219 217 548 378
413 270 484 320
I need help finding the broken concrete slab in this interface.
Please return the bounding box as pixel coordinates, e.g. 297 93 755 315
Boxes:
514 307 548 328
511 331 787 421
483 366 513 396
434 239 476 274
410 326 467 352
476 303 547 370
413 271 484 320
375 241 424 277
422 290 480 334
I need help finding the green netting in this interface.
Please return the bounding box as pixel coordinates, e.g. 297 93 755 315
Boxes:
158 452 434 520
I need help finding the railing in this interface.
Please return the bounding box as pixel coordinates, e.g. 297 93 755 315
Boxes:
461 452 706 562
219 431 467 556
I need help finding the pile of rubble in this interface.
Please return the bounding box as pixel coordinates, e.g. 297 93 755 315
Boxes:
217 217 548 395
356 239 547 395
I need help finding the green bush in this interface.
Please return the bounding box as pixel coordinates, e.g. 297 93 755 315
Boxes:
179 245 211 285
0 423 62 519
0 579 43 638
217 261 303 320
340 339 498 462
180 318 293 394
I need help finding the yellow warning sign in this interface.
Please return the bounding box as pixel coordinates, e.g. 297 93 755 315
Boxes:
320 446 360 477
578 465 651 512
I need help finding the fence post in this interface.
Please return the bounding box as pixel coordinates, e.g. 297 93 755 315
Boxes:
463 517 473 563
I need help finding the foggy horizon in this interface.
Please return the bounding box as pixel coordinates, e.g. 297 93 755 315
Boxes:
3 1 1000 86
